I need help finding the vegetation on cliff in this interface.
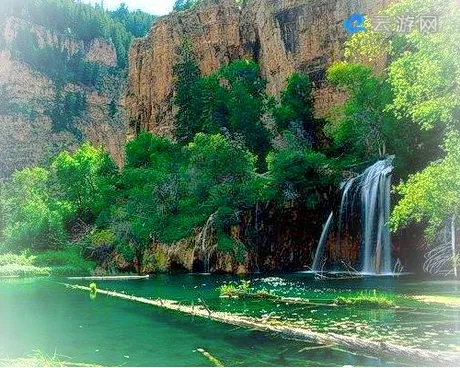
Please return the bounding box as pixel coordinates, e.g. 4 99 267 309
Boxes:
0 0 155 67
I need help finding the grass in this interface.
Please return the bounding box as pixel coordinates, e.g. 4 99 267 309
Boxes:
0 252 50 277
0 350 100 367
0 252 35 266
0 264 50 277
0 247 96 277
335 289 396 308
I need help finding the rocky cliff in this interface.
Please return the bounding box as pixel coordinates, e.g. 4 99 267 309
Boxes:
126 0 390 138
0 17 126 177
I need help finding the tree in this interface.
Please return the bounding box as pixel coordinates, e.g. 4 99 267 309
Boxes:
391 132 460 240
383 0 460 131
108 133 185 272
173 39 204 143
0 168 70 251
273 74 314 130
338 0 460 237
326 62 395 160
52 143 118 221
266 131 336 207
200 60 272 168
182 133 261 243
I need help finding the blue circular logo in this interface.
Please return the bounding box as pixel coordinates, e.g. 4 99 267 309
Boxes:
344 13 367 34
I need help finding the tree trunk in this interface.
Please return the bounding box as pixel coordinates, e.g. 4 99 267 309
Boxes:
452 215 457 278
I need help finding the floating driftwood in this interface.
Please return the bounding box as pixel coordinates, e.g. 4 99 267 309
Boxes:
196 348 223 367
63 283 460 366
66 275 149 281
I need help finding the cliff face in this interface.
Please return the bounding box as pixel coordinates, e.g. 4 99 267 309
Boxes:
0 17 126 177
127 0 390 138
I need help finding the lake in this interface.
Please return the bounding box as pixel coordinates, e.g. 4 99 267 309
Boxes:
1 274 460 366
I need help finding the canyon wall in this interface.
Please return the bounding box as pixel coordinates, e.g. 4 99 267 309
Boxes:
0 17 126 177
126 0 391 138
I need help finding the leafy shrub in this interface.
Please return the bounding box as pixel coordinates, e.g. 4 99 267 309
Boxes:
0 252 35 266
34 247 95 276
85 229 117 262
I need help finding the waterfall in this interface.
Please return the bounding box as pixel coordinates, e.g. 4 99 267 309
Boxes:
313 157 394 275
359 157 393 274
197 212 216 274
312 212 334 272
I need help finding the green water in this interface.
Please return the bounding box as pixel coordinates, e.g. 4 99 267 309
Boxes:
1 274 460 366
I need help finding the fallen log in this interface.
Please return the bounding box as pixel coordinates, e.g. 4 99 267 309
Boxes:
196 348 224 367
222 291 336 308
62 283 460 366
67 275 149 281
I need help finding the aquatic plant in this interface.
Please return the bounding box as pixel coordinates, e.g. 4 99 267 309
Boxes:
217 280 277 300
217 280 251 297
89 282 97 292
335 289 396 308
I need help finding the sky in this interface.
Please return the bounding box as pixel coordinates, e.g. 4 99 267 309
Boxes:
85 0 175 15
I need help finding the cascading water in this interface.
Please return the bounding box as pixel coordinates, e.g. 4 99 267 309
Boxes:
312 212 334 272
313 157 394 275
195 212 216 274
360 157 393 274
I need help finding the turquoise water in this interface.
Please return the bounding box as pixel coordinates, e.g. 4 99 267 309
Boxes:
1 274 460 366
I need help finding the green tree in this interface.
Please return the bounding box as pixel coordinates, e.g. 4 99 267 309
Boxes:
107 133 185 271
0 168 70 251
173 0 200 11
173 39 204 143
273 74 314 131
391 132 460 240
338 0 460 237
266 131 336 207
326 62 395 160
52 143 118 221
383 0 460 131
198 60 272 168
